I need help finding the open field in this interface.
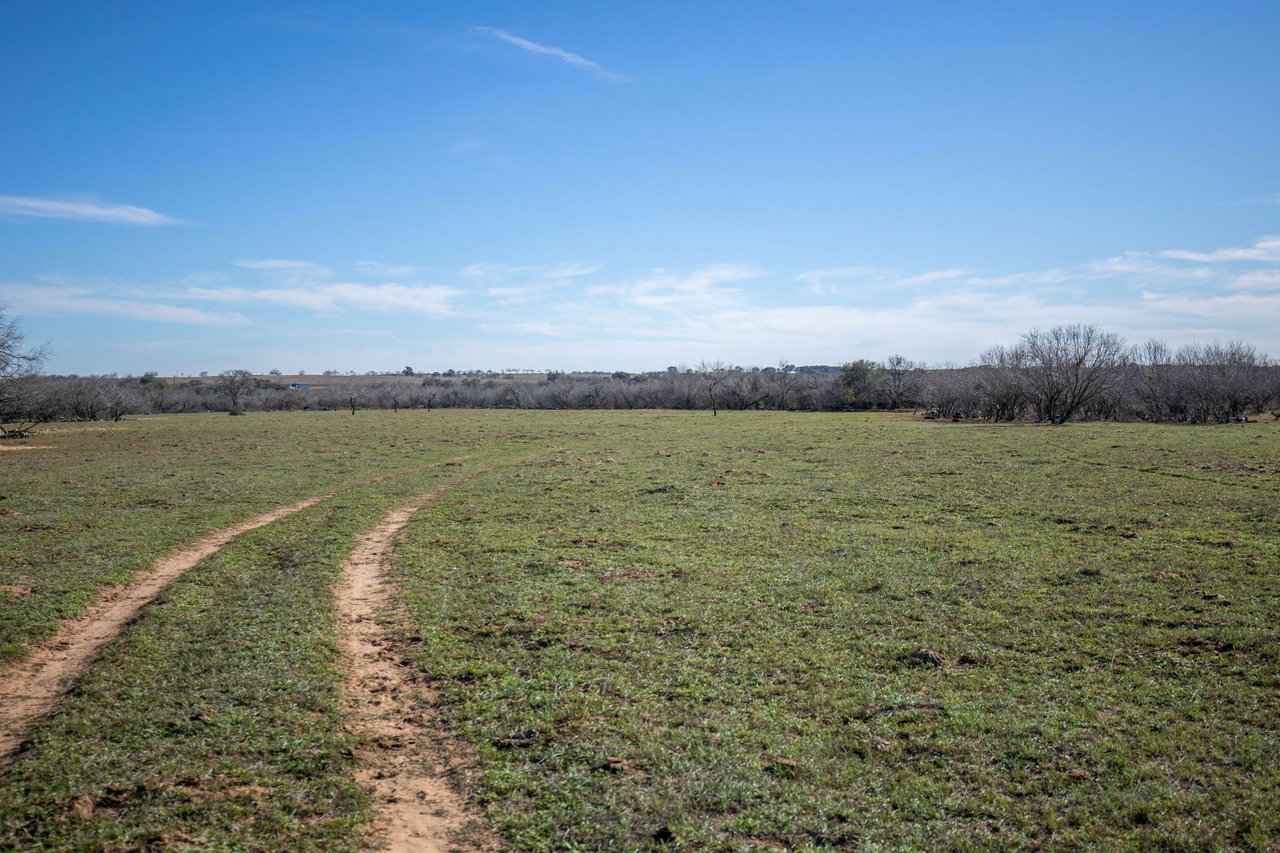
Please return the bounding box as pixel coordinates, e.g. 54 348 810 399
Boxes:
1 411 1277 850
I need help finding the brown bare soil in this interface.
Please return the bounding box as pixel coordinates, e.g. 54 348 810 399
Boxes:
0 445 53 451
338 492 502 853
0 495 328 764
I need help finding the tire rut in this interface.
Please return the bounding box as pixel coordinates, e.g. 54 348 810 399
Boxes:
0 458 463 766
338 482 503 853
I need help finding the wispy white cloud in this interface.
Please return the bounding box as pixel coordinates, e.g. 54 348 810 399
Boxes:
233 258 332 274
795 266 888 295
588 264 763 313
1138 289 1280 323
183 282 459 316
897 268 974 287
484 283 571 306
463 260 602 305
462 261 600 281
518 322 572 337
475 27 630 83
0 283 244 325
210 258 460 315
355 260 419 278
0 194 182 226
1232 269 1280 291
796 266 974 295
1159 236 1280 263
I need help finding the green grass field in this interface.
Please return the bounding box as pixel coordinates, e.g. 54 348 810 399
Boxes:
1 411 1276 850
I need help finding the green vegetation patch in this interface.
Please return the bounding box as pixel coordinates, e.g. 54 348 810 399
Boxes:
394 414 1279 850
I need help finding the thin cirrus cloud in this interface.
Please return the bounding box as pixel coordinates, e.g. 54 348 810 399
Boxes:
462 261 600 281
0 194 181 225
1159 236 1280 264
795 266 975 295
233 258 332 274
218 258 460 315
475 27 630 83
0 283 244 326
588 264 763 313
182 282 460 316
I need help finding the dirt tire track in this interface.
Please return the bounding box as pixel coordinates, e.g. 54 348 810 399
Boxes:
338 484 503 853
0 458 464 766
0 495 325 763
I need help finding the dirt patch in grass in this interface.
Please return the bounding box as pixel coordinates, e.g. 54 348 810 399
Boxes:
337 489 503 853
0 445 53 452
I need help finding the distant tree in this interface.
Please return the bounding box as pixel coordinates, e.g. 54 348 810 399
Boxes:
1178 340 1269 421
881 354 920 410
1130 339 1180 421
402 366 415 376
1020 324 1127 424
975 345 1029 421
379 381 406 412
215 369 255 414
268 368 282 376
62 378 104 421
839 359 882 409
724 369 768 410
104 381 138 422
0 305 52 436
918 367 973 419
344 382 370 415
697 361 731 415
768 360 803 410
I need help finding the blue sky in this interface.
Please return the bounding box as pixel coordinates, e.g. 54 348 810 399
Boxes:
2 1 1278 375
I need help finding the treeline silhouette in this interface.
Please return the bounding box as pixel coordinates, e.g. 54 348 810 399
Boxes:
5 327 1278 430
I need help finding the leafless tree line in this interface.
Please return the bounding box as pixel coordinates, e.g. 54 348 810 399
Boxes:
2 312 1276 431
920 327 1277 424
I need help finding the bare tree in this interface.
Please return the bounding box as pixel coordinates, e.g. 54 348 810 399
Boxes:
419 377 449 411
62 378 105 421
1020 324 1127 424
1179 340 1269 421
215 369 255 414
1129 339 1180 421
378 381 407 413
881 354 920 410
975 345 1029 421
768 361 802 410
697 361 731 415
344 381 371 415
725 369 769 410
0 306 51 436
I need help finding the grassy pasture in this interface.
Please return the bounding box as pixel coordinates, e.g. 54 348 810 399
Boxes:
1 411 1277 850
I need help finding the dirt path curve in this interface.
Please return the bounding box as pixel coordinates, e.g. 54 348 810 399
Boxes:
0 458 463 766
338 489 503 853
0 495 326 764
